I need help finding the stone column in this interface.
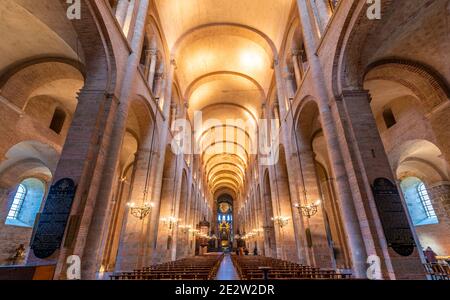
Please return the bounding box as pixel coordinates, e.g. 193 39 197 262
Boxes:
292 50 303 88
311 0 332 33
114 150 148 271
296 0 367 277
115 0 130 28
147 49 158 91
271 156 298 262
255 190 265 255
74 0 150 279
152 151 179 264
145 59 177 260
336 90 425 279
297 144 334 269
428 103 450 165
52 89 119 279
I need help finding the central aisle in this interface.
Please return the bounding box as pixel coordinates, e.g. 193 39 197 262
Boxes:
215 254 240 280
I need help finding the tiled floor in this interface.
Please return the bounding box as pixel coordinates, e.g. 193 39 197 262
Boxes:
215 254 240 280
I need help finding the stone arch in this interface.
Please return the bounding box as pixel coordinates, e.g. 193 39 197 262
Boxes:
294 97 348 268
171 23 277 60
0 60 84 112
128 96 158 144
363 59 450 170
364 59 450 113
333 0 449 98
59 0 117 92
0 140 55 265
394 139 450 256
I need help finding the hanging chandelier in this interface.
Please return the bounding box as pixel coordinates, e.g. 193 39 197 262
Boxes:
127 201 154 220
271 216 291 228
160 216 180 229
294 200 321 218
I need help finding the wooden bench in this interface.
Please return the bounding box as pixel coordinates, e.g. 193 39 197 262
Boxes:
232 255 352 280
110 253 224 280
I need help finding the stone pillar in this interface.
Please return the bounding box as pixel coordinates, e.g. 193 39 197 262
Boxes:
336 90 425 279
297 144 334 269
152 151 179 264
74 0 150 279
296 0 367 277
147 49 158 91
271 155 298 262
142 49 151 79
292 50 303 88
428 104 450 165
52 89 119 279
114 126 156 272
153 73 164 100
273 102 281 132
103 157 136 271
255 188 265 255
115 0 130 28
163 60 177 118
311 0 332 33
144 58 177 260
169 103 178 132
273 61 289 120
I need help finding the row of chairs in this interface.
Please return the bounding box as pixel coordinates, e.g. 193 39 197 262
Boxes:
110 253 224 280
423 263 450 280
232 255 352 280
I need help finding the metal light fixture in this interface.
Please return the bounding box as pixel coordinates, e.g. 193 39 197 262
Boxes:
294 200 321 218
160 216 179 229
127 202 154 220
271 216 290 228
179 224 192 234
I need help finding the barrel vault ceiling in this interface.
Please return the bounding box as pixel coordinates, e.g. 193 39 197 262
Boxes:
154 0 294 201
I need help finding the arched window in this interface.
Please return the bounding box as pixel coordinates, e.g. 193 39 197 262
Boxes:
49 108 66 134
5 178 46 228
7 184 26 220
400 177 438 226
417 183 437 219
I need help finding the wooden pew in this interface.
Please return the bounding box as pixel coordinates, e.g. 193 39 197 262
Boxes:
110 253 224 280
232 255 352 280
